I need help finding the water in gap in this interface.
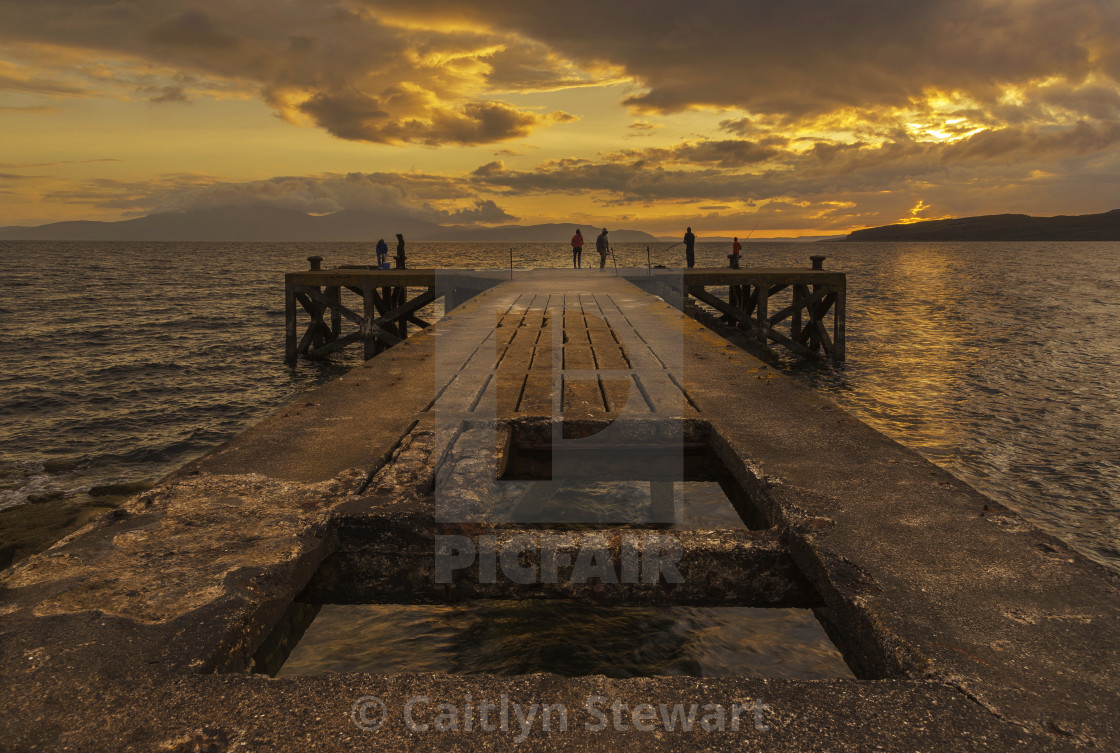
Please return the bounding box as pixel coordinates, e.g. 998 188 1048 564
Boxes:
277 600 852 680
493 480 745 528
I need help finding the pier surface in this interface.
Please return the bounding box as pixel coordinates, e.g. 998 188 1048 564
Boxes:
3 270 1118 751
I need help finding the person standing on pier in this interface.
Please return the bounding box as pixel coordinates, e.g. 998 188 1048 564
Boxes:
730 236 741 269
571 228 584 268
376 238 388 268
395 233 406 269
684 226 696 268
596 228 609 268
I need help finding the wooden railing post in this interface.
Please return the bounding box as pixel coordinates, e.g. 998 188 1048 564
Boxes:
756 282 768 345
363 281 377 360
791 285 803 341
284 277 297 364
329 285 341 340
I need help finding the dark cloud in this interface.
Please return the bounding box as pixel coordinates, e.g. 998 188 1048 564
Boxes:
467 121 1120 210
0 71 88 96
0 0 578 145
3 0 1120 228
147 10 240 49
5 0 1119 146
296 90 391 141
471 161 506 178
479 40 607 91
406 101 553 146
945 121 1120 162
148 84 189 103
367 0 1119 116
661 140 779 168
297 90 565 145
1036 84 1120 121
439 199 517 223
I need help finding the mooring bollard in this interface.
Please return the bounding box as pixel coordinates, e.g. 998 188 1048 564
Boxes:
810 255 827 270
307 255 323 271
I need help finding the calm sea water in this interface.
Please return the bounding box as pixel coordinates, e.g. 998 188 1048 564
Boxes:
2 239 1118 675
1 240 1118 568
278 601 852 680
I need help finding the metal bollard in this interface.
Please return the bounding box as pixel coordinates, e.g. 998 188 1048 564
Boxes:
810 255 826 270
307 255 323 271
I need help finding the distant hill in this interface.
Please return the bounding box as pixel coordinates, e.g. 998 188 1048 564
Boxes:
0 207 657 243
843 209 1120 241
0 206 443 242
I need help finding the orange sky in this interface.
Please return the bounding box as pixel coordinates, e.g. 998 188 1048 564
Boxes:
2 1 1119 236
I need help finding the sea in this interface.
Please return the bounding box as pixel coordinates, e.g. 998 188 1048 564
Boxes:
2 239 1118 678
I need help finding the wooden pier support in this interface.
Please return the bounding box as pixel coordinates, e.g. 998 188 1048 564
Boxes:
284 266 505 364
637 268 847 361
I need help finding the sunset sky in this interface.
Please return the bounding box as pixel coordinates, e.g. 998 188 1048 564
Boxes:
2 0 1119 236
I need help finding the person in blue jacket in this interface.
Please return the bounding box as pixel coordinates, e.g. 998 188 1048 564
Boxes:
375 238 388 268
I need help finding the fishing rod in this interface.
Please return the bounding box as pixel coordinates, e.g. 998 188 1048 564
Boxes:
655 241 684 268
730 222 761 269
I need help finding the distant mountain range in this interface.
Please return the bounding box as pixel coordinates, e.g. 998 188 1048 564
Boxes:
5 205 1117 243
0 206 658 243
843 209 1120 241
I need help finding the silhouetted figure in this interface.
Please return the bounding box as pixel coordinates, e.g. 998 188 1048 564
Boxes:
571 228 584 268
730 236 741 269
596 228 609 268
395 233 406 269
684 226 696 268
376 238 388 268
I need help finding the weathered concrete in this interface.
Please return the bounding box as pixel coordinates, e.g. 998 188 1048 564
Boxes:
2 269 1117 751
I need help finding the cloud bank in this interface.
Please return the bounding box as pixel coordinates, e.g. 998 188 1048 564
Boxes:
2 0 1119 230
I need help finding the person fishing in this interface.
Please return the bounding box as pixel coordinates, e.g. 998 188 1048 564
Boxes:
394 233 406 269
571 228 584 268
684 226 696 268
375 238 388 268
732 222 760 268
596 228 609 268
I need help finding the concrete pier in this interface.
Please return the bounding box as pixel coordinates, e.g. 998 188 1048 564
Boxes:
2 269 1118 751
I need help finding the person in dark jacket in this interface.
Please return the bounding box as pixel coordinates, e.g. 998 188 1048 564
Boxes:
684 226 696 268
375 238 388 268
596 228 609 268
395 233 406 269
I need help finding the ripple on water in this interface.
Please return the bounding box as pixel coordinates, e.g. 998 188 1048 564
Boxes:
1 240 1118 579
277 601 854 680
